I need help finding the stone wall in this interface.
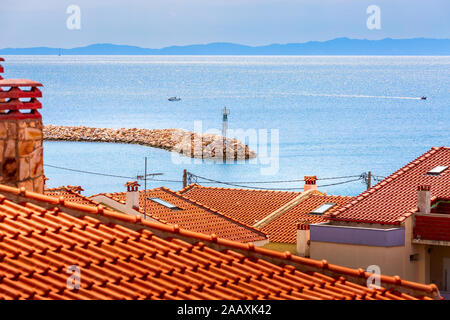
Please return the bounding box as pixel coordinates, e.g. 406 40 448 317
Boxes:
0 118 44 193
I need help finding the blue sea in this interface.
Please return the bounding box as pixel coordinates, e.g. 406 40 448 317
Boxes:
3 55 449 196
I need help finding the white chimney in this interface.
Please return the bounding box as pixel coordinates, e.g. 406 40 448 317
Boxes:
417 185 431 214
125 181 140 210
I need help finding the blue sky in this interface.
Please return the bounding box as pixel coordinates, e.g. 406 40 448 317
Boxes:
1 0 449 48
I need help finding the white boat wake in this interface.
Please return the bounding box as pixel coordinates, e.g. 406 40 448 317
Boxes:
295 92 423 100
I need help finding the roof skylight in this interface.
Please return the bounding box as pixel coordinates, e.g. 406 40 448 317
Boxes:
148 198 180 210
309 203 336 215
427 166 448 176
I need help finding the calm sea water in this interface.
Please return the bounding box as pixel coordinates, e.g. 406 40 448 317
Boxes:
3 55 449 196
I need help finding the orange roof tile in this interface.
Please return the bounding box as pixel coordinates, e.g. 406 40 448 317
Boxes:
261 195 354 243
180 184 301 226
0 79 42 87
330 147 450 225
44 186 99 207
0 184 440 300
93 187 268 243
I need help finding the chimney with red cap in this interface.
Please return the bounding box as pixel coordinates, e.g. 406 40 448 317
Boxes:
125 181 141 210
304 176 318 192
0 58 45 193
417 185 431 214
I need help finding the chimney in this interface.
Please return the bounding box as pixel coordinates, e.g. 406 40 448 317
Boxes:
296 221 310 257
304 176 318 191
417 185 431 214
0 73 45 193
125 181 140 210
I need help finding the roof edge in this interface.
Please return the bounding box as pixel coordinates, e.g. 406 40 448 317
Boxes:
91 186 268 241
330 147 449 223
178 183 199 194
253 189 322 229
179 183 301 195
159 186 269 239
45 186 100 206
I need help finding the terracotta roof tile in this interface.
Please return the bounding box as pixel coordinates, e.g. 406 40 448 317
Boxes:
329 147 450 225
44 186 99 207
93 187 268 243
0 79 43 87
261 195 354 243
0 184 440 300
180 185 301 226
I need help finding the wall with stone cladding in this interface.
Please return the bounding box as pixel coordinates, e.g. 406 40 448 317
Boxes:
0 117 44 193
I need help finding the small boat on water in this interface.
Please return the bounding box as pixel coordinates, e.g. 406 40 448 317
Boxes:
420 96 427 100
168 96 181 102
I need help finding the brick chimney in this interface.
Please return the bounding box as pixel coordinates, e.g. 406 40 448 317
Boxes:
417 185 431 214
0 75 44 193
125 181 140 210
304 176 318 192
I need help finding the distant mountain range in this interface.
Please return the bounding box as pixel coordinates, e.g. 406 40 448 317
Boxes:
1 38 449 55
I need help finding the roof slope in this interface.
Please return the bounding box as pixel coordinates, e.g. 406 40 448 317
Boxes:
93 187 267 243
261 195 353 243
180 184 301 226
45 186 99 207
0 184 440 300
330 147 450 225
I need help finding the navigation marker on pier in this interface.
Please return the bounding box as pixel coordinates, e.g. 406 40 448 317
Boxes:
222 107 229 138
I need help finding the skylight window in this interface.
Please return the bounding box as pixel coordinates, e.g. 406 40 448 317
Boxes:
427 166 448 176
308 203 336 215
148 198 180 210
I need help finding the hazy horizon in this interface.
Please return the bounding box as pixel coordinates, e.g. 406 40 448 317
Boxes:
1 37 450 50
1 0 449 49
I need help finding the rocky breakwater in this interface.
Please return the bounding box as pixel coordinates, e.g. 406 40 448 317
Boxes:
43 125 257 160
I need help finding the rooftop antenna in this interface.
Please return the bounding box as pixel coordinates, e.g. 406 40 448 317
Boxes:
136 156 163 219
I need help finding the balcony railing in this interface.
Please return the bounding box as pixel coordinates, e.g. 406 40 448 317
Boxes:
414 213 450 242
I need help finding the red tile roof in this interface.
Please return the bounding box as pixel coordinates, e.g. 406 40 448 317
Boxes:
93 187 268 243
329 147 450 225
0 184 440 300
261 195 354 243
0 79 42 87
44 186 99 207
180 184 301 226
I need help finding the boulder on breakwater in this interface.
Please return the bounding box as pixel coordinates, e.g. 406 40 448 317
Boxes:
43 125 257 160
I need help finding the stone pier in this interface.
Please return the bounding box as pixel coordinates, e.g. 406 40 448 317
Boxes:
44 125 257 160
